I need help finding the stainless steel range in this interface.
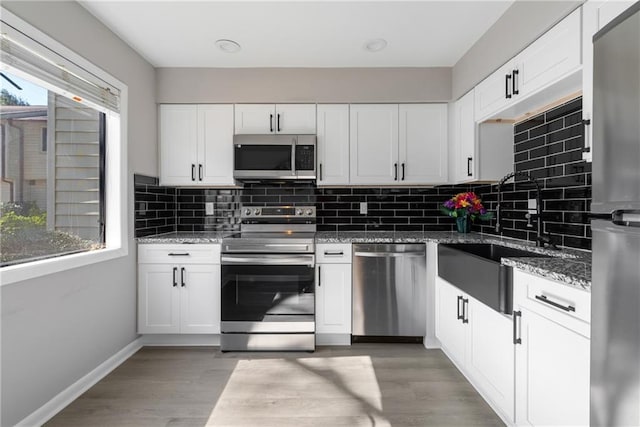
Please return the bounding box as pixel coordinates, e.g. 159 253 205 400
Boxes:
220 206 316 352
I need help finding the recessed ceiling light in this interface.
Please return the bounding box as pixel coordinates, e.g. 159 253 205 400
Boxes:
364 39 387 53
215 39 241 53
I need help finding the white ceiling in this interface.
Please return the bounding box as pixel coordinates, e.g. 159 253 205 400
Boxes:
80 1 514 68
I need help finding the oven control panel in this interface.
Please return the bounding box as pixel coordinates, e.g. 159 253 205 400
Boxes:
241 205 316 218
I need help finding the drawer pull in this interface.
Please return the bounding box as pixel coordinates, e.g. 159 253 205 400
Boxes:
168 253 190 256
513 310 522 344
535 294 575 312
324 251 344 256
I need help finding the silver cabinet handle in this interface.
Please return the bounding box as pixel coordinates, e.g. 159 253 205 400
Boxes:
318 265 321 287
168 253 190 256
535 295 575 312
513 310 522 344
323 251 344 256
354 252 425 258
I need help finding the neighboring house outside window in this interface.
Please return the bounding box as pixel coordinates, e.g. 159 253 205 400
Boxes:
0 7 127 281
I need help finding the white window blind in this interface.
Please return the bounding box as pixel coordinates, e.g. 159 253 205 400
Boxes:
0 20 120 112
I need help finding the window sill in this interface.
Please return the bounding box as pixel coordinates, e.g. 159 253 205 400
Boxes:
0 246 128 286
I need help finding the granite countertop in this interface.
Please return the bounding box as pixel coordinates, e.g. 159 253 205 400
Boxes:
317 231 591 291
136 231 228 244
138 230 591 291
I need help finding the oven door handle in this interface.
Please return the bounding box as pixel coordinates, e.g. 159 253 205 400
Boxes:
221 254 315 267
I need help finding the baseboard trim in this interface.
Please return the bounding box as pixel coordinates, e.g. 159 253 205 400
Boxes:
140 334 220 346
316 333 351 346
16 338 143 427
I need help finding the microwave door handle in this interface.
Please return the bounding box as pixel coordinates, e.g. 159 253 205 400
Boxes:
291 140 296 176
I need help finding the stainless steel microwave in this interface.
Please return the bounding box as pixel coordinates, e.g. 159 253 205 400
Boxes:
233 134 316 180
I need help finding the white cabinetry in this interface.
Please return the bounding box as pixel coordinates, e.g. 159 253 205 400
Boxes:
513 270 591 426
450 90 513 183
159 104 235 186
349 104 399 184
582 0 636 161
435 277 515 423
349 104 448 185
234 104 316 134
138 244 221 334
315 243 352 345
474 8 582 122
399 104 448 184
317 104 350 186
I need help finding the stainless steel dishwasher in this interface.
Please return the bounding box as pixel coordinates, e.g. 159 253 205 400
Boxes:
352 244 426 340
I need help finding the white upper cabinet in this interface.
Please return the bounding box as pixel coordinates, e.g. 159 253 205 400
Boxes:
317 104 350 186
349 104 448 185
276 104 317 134
474 61 518 122
399 104 448 185
234 104 275 134
582 0 636 161
516 8 581 97
234 104 316 134
160 105 198 186
452 90 477 183
451 90 513 184
160 104 235 186
474 8 582 122
198 105 235 186
349 104 400 184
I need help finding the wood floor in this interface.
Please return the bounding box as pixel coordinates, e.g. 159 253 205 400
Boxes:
46 344 504 427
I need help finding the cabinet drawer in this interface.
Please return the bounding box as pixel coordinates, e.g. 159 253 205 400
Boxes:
316 243 352 264
138 244 221 264
514 270 590 331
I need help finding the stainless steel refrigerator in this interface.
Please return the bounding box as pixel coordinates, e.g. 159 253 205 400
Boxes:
591 2 640 426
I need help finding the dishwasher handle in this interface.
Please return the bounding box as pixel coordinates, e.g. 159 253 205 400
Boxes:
354 251 425 258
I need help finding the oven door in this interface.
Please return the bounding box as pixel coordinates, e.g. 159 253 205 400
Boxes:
220 254 315 333
233 135 296 179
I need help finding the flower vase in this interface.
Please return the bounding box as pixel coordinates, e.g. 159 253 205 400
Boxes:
455 216 471 233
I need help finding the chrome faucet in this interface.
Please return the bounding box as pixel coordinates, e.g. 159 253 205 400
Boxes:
495 171 557 249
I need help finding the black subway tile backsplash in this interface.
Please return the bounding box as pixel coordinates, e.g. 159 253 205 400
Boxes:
134 98 590 250
472 97 591 250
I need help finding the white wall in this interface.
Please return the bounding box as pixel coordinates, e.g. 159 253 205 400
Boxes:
452 0 582 100
0 2 156 425
156 67 452 103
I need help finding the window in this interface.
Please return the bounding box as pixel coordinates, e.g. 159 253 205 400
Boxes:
0 7 127 282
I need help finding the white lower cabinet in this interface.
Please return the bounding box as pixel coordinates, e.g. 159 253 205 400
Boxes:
315 244 352 345
435 277 515 423
513 270 591 426
138 244 221 334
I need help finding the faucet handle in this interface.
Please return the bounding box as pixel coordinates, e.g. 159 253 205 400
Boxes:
537 234 558 250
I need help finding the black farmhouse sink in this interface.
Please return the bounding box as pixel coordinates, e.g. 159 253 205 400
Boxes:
438 243 552 314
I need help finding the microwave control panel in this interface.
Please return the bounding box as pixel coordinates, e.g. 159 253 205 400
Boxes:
295 145 315 171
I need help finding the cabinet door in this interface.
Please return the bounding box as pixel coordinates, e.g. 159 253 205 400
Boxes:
399 104 448 184
515 307 590 426
159 105 198 186
317 104 350 185
316 263 352 334
454 91 477 183
275 104 316 134
466 298 515 422
474 62 515 121
179 264 220 334
435 278 467 367
517 9 581 98
198 105 235 186
234 104 276 134
138 264 180 334
349 104 399 184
